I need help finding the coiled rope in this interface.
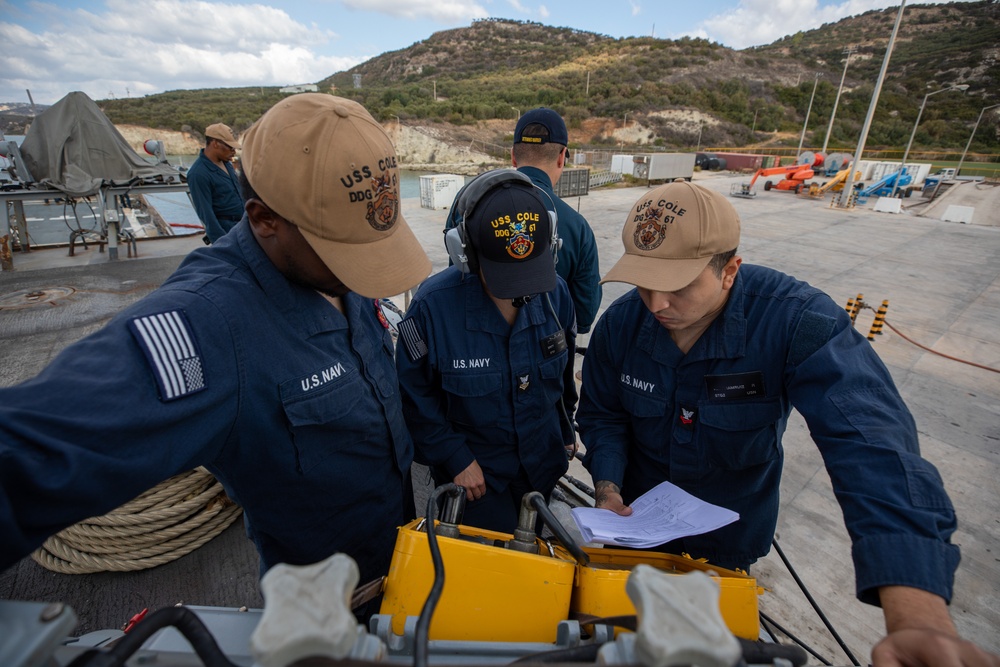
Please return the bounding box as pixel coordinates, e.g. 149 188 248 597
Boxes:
32 468 242 574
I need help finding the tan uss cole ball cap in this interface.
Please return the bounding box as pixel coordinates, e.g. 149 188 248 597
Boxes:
602 181 740 292
241 94 431 299
205 123 241 149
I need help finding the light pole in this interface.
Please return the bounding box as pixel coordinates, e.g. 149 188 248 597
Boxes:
892 83 969 197
822 45 856 154
957 103 1000 177
511 107 520 119
836 1 906 209
797 74 820 155
623 112 629 128
751 108 759 134
696 121 704 152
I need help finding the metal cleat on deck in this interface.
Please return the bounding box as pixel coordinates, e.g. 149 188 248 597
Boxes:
250 553 386 667
598 566 741 667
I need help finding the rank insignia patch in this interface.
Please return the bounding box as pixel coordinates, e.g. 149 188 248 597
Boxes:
678 405 697 430
128 310 206 402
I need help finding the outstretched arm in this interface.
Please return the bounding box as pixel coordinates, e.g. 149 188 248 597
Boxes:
871 586 999 667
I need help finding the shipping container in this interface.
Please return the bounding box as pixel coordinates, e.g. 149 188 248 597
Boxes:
554 167 590 198
712 153 765 172
632 154 695 181
419 174 464 210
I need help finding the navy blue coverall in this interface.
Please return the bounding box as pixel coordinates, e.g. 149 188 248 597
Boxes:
186 150 244 243
517 166 602 334
578 264 959 605
0 220 412 586
396 268 577 533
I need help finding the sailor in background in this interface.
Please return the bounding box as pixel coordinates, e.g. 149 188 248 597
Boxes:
396 171 577 533
0 95 432 604
578 181 999 666
511 107 601 334
187 122 244 244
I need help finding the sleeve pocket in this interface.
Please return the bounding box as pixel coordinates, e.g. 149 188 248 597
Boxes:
898 451 954 511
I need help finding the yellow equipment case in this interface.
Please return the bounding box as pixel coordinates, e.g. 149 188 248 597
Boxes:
379 519 577 643
572 547 763 640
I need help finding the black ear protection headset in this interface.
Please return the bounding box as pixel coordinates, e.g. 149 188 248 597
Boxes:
444 169 559 275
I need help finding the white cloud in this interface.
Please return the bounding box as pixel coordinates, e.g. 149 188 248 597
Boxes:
503 0 553 19
0 0 363 104
694 0 899 49
339 0 488 22
629 1 640 17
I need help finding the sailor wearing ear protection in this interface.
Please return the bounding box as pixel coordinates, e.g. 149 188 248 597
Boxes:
396 171 578 533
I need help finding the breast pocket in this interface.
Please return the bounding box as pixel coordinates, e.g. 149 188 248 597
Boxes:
537 353 567 405
441 371 503 428
698 399 782 470
280 372 365 474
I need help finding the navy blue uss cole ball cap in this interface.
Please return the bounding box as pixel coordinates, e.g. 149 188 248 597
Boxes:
513 108 569 146
467 181 556 299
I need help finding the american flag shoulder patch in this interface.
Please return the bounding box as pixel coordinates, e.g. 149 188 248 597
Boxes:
127 310 207 402
397 316 428 362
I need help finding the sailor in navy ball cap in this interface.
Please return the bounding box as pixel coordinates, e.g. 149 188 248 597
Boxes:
513 107 570 146
397 170 579 533
464 179 557 300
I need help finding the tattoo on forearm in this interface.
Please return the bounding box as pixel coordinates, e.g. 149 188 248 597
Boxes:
595 481 621 505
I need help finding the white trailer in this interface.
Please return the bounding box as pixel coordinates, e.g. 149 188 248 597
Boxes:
632 153 696 182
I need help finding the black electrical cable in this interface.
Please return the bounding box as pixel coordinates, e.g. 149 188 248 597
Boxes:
67 606 238 667
759 610 833 666
527 491 589 566
562 474 596 498
771 538 861 666
736 637 808 667
509 643 602 663
414 483 464 667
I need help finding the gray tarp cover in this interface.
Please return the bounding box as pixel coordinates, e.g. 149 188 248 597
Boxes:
19 91 181 198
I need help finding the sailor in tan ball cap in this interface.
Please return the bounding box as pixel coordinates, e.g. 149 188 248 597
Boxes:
0 94 432 622
577 180 993 667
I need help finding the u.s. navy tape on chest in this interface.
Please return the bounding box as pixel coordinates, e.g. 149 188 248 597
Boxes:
128 310 207 401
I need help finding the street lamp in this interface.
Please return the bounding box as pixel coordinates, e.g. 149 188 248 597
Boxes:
797 74 820 155
751 108 759 134
623 112 629 128
956 103 1000 177
822 45 856 154
892 83 969 196
511 107 520 119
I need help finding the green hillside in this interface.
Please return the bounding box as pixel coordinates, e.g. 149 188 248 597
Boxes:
90 2 999 155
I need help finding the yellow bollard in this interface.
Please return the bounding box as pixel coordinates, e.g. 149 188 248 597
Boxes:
850 293 864 324
845 297 856 324
867 299 890 341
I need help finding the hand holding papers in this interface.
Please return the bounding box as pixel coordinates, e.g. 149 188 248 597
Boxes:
570 481 739 549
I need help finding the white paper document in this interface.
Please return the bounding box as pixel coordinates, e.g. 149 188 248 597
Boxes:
570 480 739 549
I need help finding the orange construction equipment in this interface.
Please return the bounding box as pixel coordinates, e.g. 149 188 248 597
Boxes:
745 164 815 194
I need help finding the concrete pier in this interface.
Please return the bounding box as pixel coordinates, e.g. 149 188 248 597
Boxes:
2 173 998 661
